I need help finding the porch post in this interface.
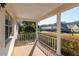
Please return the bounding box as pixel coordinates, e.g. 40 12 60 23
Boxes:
56 12 61 55
14 20 18 39
36 22 38 40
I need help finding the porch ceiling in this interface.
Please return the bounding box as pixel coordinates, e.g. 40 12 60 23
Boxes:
5 3 79 22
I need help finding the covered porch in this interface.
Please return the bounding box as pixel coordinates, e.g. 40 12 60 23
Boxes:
0 3 79 56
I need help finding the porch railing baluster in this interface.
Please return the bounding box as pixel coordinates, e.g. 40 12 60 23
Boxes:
17 33 36 41
38 33 57 52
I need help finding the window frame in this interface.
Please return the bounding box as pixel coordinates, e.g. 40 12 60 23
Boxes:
5 13 13 46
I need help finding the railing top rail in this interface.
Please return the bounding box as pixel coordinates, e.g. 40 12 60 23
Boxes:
39 33 56 38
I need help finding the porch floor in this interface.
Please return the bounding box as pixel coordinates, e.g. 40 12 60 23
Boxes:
12 40 46 56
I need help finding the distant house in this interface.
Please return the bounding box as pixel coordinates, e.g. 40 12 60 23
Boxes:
39 23 79 32
40 25 53 31
67 24 79 32
41 26 52 30
61 22 79 32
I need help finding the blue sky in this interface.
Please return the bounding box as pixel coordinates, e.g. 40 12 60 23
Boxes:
38 6 79 25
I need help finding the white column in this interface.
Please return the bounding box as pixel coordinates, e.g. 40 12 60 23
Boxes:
8 20 18 56
14 20 18 39
36 22 38 40
16 23 19 37
56 12 61 55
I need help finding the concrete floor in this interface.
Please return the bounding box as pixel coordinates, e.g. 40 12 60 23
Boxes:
12 41 46 56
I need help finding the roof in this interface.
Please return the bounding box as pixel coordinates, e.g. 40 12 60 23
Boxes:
5 3 79 22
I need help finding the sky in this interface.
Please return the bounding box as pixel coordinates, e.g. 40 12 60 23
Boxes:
38 6 79 25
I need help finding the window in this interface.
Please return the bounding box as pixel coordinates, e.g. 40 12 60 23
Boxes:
5 14 12 45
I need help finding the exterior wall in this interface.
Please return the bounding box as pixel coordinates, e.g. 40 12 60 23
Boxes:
0 8 17 56
0 8 5 49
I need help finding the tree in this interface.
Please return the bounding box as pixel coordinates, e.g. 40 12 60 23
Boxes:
18 21 36 33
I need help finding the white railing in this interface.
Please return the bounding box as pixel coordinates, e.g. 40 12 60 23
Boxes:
18 33 36 41
38 33 57 51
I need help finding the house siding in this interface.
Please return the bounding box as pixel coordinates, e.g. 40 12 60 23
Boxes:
0 8 17 56
0 8 5 49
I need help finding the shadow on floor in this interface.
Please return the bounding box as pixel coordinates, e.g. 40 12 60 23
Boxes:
29 40 37 56
12 40 46 56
